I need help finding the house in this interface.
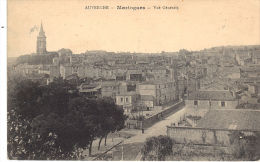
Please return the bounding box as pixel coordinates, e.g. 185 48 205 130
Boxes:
78 83 101 98
247 83 260 97
138 81 178 106
235 53 252 66
252 50 260 64
240 66 260 79
140 95 155 110
65 73 79 86
101 81 117 99
38 65 50 75
60 64 72 79
50 65 60 79
126 69 143 82
186 90 238 109
115 91 138 112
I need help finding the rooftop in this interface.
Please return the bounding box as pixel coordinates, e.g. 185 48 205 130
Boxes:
196 109 260 131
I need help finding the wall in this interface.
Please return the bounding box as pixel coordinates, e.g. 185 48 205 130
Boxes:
139 84 156 97
142 100 185 129
125 101 185 129
185 100 238 109
167 126 257 146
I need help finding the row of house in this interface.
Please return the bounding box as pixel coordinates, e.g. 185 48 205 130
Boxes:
76 79 179 112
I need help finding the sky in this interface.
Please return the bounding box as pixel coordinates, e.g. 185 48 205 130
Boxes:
7 0 260 57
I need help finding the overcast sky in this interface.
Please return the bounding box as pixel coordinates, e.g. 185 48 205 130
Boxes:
8 0 260 57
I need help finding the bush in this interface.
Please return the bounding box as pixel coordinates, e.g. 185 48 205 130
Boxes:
141 135 174 161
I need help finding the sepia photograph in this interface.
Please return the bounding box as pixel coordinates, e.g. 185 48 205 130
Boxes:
5 0 260 160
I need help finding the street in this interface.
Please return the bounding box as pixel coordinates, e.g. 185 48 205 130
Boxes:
124 105 187 144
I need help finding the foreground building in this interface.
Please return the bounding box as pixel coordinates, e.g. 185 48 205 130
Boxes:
167 109 260 146
185 90 238 109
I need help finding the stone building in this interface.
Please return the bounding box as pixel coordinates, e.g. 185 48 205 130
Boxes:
138 81 178 107
115 91 138 112
185 90 238 109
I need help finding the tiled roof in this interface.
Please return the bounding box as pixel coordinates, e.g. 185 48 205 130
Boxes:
196 109 260 131
188 90 236 101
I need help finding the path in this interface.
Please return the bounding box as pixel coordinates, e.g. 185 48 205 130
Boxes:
124 104 188 144
84 102 188 160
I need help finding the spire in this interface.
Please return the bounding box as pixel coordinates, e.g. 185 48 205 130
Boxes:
40 22 43 32
39 22 45 37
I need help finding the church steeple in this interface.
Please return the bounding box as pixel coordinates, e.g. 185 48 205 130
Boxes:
37 22 47 54
39 22 45 37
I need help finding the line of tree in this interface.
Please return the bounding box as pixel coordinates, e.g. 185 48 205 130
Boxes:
7 77 126 160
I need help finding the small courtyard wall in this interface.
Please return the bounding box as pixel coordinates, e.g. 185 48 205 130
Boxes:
167 126 257 146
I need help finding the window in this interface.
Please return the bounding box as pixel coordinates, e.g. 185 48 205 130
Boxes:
121 97 123 102
126 97 128 103
194 100 198 106
221 101 225 107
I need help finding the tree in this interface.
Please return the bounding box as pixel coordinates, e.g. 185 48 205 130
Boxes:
67 96 100 156
141 135 174 161
68 97 126 155
8 78 84 159
229 131 260 160
9 79 43 120
95 97 126 150
8 77 126 159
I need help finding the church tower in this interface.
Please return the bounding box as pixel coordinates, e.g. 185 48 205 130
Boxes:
36 23 47 54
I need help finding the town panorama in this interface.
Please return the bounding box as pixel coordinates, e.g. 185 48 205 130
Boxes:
7 23 260 160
